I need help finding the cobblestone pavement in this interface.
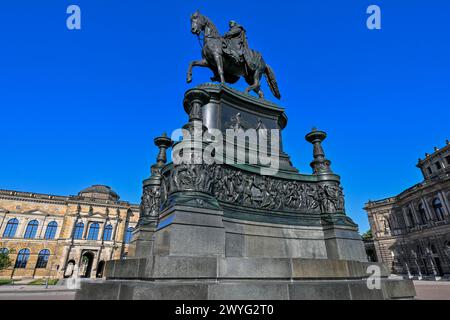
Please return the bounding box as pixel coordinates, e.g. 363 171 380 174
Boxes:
414 281 450 300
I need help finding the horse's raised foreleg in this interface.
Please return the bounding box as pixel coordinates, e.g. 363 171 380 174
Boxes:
213 54 225 84
187 59 209 83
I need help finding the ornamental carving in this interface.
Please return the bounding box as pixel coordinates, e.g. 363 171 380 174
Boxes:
160 164 345 215
140 186 161 218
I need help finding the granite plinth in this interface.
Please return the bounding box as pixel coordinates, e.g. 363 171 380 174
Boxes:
76 278 415 300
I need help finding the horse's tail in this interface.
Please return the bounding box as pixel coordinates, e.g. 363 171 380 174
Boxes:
264 64 281 99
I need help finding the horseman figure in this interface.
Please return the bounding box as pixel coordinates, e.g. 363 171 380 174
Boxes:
223 20 249 67
187 11 281 100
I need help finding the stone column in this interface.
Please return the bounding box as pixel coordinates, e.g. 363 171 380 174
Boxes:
405 262 413 279
437 191 450 217
98 222 105 242
0 212 7 235
61 210 80 276
427 252 441 280
112 217 119 241
413 256 423 280
421 197 434 221
152 89 226 258
304 128 366 262
410 203 420 226
131 133 173 258
305 128 333 175
372 212 381 237
37 217 48 239
16 218 28 238
82 218 89 239
402 207 411 228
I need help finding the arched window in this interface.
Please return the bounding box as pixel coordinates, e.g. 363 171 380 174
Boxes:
407 209 415 227
44 221 58 239
124 227 134 244
432 198 445 221
430 244 438 255
418 204 427 225
73 222 84 239
0 248 8 255
36 249 50 268
103 224 113 241
14 249 30 268
2 218 19 238
24 220 39 239
87 222 100 240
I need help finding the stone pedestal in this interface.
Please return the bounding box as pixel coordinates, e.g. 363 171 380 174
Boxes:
322 217 368 262
77 257 416 300
153 205 226 257
76 84 415 300
130 223 156 258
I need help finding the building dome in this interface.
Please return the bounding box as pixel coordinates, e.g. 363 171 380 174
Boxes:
78 185 120 201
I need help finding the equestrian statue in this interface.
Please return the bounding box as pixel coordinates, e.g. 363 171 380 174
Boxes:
187 11 281 100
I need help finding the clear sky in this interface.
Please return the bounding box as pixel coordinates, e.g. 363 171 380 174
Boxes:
0 1 449 232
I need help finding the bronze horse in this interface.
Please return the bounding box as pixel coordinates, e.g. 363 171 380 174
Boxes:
186 11 281 100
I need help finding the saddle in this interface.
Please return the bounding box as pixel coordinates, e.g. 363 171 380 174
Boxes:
222 38 244 64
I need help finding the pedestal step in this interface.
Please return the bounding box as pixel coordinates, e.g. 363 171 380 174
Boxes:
76 278 416 300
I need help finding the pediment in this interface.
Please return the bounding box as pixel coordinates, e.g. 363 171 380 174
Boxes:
92 211 106 218
23 209 48 215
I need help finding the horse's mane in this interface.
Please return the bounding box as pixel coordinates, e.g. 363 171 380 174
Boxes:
203 15 220 37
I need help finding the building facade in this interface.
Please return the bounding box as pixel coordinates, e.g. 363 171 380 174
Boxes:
364 141 450 278
0 185 139 280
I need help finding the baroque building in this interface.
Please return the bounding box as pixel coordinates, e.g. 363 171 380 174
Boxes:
364 141 450 279
0 185 139 280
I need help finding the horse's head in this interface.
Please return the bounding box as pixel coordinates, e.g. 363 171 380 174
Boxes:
190 10 206 35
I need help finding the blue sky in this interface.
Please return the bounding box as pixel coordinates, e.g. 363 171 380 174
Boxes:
0 1 449 232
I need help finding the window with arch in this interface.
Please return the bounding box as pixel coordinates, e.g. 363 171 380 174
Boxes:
0 248 8 255
124 227 134 244
73 222 84 239
24 220 39 239
44 221 58 239
2 218 19 238
430 244 438 255
418 204 427 224
14 249 30 268
103 224 113 241
87 222 100 240
432 198 445 221
435 162 442 170
36 249 50 268
407 209 415 227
